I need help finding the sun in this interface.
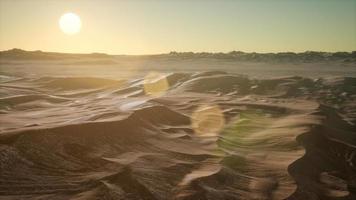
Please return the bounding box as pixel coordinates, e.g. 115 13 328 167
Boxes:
59 13 81 35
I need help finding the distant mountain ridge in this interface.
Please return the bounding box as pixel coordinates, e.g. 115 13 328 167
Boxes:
0 48 111 60
167 50 356 63
1 48 355 63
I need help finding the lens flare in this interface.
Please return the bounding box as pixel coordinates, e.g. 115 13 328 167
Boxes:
143 72 169 97
191 104 225 136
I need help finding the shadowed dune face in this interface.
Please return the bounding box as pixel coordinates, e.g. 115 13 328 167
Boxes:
0 71 356 200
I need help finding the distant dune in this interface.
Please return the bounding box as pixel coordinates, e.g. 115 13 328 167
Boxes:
1 48 355 63
1 49 356 79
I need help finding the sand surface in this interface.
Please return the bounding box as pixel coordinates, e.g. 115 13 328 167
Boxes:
1 69 356 199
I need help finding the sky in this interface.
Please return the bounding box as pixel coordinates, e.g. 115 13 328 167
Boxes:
0 0 355 55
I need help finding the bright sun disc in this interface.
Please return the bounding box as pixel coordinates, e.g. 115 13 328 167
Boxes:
59 13 81 35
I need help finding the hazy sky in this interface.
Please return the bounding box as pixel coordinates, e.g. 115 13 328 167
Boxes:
0 0 355 54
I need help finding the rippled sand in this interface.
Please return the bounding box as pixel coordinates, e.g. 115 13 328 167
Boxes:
1 71 356 199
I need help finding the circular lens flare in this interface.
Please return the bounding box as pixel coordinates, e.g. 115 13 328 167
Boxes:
191 104 225 136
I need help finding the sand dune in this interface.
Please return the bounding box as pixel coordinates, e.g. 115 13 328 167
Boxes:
1 71 356 199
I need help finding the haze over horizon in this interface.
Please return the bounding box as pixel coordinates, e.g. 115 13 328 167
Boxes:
1 0 355 55
1 48 356 57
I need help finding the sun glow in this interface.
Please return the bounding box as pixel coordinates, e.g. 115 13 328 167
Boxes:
59 13 81 35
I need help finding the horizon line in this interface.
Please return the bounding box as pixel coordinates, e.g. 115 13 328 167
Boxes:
1 48 355 56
